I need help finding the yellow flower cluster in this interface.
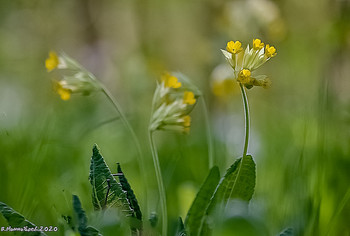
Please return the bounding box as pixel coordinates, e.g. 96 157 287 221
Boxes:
221 38 276 89
45 51 101 100
149 72 197 133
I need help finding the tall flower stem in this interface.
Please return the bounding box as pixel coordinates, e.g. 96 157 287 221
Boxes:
148 131 167 236
99 84 148 208
200 96 214 169
239 83 250 157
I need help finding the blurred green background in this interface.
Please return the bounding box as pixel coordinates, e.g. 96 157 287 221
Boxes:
1 0 350 235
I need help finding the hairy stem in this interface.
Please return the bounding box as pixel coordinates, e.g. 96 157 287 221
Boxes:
148 131 167 236
99 85 148 210
239 83 250 157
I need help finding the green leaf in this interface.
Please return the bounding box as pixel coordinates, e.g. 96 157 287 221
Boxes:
0 202 47 236
72 195 102 236
116 163 143 234
89 144 132 216
279 227 293 236
196 156 256 235
176 217 187 236
117 163 142 221
216 155 256 205
185 166 220 236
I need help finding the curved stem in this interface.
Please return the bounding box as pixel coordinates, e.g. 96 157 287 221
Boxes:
100 85 148 210
239 83 250 157
148 131 167 236
200 96 214 169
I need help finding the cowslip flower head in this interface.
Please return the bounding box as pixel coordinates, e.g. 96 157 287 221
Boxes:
45 51 101 100
149 72 198 133
210 64 240 98
221 39 277 89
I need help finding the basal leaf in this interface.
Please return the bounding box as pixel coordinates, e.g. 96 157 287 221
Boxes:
217 155 256 206
198 156 256 235
0 202 47 236
117 163 143 234
89 144 132 216
117 163 142 221
185 166 220 236
72 195 102 236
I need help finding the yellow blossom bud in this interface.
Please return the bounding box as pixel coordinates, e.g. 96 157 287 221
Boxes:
162 73 182 88
183 115 191 127
58 88 71 100
260 78 272 89
45 51 59 72
238 69 251 84
183 91 196 105
265 44 277 58
226 41 243 54
252 39 264 50
54 81 71 100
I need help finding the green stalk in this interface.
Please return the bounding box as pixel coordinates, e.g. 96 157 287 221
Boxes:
99 85 148 209
200 96 214 169
239 83 250 157
148 131 167 236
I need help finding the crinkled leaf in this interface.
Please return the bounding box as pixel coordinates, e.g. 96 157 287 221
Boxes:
0 202 47 236
185 166 220 236
217 155 256 205
89 144 133 216
200 156 256 235
117 163 143 234
72 195 102 236
117 163 142 220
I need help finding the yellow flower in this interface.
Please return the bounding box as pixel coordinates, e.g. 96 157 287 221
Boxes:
238 69 251 84
45 51 59 72
183 91 196 105
54 81 71 100
183 115 191 127
265 44 277 58
162 73 182 88
253 39 264 50
226 41 243 54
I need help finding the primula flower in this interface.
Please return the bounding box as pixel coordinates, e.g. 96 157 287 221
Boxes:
252 39 264 50
45 51 60 72
162 73 182 88
45 51 101 100
221 38 276 89
54 81 71 101
265 44 277 58
183 91 196 105
149 73 197 133
182 115 191 127
226 41 243 54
